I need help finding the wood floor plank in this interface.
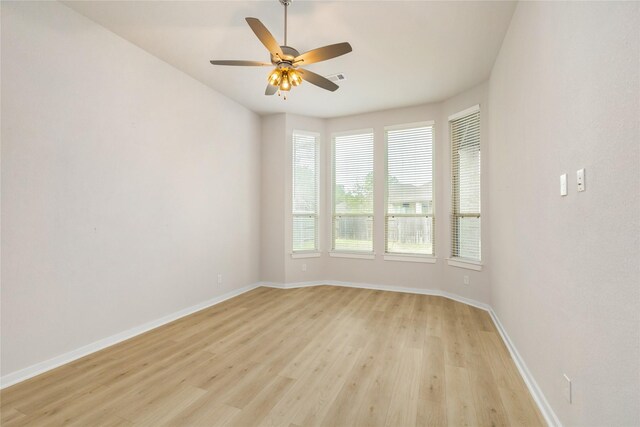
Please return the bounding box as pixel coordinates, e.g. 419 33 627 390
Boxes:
426 303 443 338
444 364 477 426
385 348 422 427
479 330 527 390
417 336 448 427
160 400 239 427
353 312 407 426
122 384 207 425
0 286 544 426
498 385 547 427
292 345 363 427
406 296 429 349
0 408 26 426
226 375 295 426
261 340 351 426
466 352 511 427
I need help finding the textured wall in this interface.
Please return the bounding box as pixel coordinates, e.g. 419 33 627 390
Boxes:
1 1 262 376
260 114 287 283
488 2 640 425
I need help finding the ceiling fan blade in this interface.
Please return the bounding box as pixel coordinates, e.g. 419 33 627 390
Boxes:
210 60 271 66
265 84 278 96
294 42 352 65
298 69 339 92
245 17 284 58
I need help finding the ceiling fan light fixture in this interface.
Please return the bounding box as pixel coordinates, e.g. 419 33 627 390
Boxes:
289 69 302 87
268 68 283 86
279 69 291 91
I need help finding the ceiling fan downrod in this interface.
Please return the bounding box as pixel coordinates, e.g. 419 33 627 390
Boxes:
280 0 291 46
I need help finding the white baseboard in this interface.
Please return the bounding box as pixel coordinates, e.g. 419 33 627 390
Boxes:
262 280 491 311
488 308 562 427
0 282 264 389
262 280 560 427
1 279 560 426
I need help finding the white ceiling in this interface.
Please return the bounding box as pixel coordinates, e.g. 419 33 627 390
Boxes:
63 1 516 118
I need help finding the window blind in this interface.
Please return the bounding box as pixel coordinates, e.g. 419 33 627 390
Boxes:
385 124 434 255
450 108 481 261
292 131 319 252
332 131 374 252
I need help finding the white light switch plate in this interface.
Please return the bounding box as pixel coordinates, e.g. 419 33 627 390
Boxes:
577 168 585 192
560 174 567 196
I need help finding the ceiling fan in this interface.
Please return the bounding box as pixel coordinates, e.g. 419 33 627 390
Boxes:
209 0 352 98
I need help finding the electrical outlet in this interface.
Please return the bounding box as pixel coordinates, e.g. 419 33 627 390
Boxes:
563 374 572 403
217 274 223 285
302 264 307 272
463 275 470 285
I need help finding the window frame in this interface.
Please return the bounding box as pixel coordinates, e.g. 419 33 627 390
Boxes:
330 128 375 256
449 105 482 265
383 121 436 259
291 129 320 255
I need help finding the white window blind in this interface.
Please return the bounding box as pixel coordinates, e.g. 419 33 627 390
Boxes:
292 131 319 252
385 124 434 255
332 131 374 253
450 107 481 261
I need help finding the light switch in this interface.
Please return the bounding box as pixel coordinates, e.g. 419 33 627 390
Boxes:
577 168 585 192
560 174 567 196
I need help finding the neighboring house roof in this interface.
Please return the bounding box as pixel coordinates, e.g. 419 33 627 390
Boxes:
388 181 432 204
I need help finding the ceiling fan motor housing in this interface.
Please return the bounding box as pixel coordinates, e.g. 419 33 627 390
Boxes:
272 46 300 65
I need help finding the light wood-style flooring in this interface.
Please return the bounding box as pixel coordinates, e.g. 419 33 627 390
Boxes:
1 286 544 426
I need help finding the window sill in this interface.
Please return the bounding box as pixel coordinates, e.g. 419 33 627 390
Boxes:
291 252 321 259
384 254 436 263
447 258 483 271
329 252 375 260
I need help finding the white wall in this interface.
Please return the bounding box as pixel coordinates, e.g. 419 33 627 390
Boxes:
1 1 261 377
488 2 640 425
260 114 286 283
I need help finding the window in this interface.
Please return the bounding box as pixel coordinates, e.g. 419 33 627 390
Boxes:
385 123 434 256
292 131 319 253
450 106 481 261
332 130 374 253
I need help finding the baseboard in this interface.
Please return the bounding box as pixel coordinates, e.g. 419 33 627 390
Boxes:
488 308 562 427
262 280 491 311
0 282 264 389
263 280 559 426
